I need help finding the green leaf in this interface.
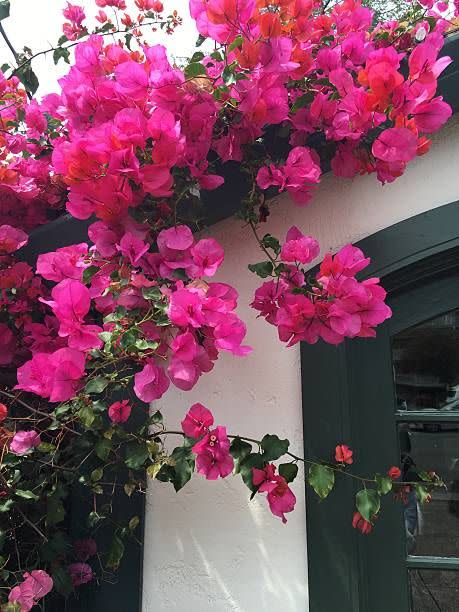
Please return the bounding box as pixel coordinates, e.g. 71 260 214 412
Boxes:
57 34 69 46
40 531 71 562
53 47 70 65
308 464 335 499
279 463 299 483
261 434 289 461
135 338 159 351
184 62 207 78
106 535 125 570
38 442 56 453
2 602 21 612
120 328 138 349
129 516 140 532
16 64 39 95
414 483 431 505
228 35 243 51
190 51 204 62
82 264 99 284
124 32 133 50
77 404 95 428
356 489 380 522
248 261 274 278
195 34 207 47
239 453 266 492
0 499 14 512
46 495 65 526
52 567 73 597
375 474 393 495
291 92 314 113
230 437 252 473
125 442 149 470
95 438 112 461
261 234 281 255
85 376 109 394
0 1 10 21
150 410 163 425
91 467 103 482
142 286 161 300
15 489 39 500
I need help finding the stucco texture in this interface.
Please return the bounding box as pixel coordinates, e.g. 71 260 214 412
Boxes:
142 114 459 612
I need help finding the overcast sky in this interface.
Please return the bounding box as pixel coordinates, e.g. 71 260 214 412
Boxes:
0 0 200 95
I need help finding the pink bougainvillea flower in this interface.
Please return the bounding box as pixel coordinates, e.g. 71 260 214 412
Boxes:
335 444 353 465
253 464 296 524
16 348 86 402
0 403 7 422
352 511 373 534
411 96 452 133
40 279 103 351
108 399 132 423
0 224 28 253
181 403 214 438
372 127 418 163
117 232 149 265
388 466 401 480
190 238 224 277
36 243 88 282
74 538 97 562
9 570 53 611
10 430 41 455
68 562 94 587
168 288 205 328
280 226 320 264
133 360 170 403
192 426 234 479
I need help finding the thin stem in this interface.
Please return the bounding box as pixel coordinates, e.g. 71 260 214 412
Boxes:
158 430 433 487
0 22 19 61
248 218 277 266
0 390 82 437
16 507 48 542
8 20 169 80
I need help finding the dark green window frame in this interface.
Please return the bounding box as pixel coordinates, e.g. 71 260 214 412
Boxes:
302 201 459 612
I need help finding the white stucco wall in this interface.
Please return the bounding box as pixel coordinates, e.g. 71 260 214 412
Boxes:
142 114 459 612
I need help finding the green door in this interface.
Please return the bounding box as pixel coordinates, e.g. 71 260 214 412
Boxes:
302 204 459 612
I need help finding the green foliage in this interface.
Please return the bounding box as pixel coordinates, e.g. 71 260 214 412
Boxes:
230 437 252 473
239 453 266 492
308 464 335 499
184 62 207 78
261 434 289 461
356 489 381 521
124 441 149 470
248 261 273 278
279 463 299 483
0 0 10 21
106 534 125 570
375 474 393 495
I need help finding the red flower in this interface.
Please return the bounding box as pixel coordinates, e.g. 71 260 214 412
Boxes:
388 466 401 480
352 511 373 535
108 400 131 424
335 444 353 465
0 403 7 422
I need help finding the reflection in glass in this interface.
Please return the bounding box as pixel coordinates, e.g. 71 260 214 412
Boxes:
399 423 459 557
393 308 459 412
409 569 459 612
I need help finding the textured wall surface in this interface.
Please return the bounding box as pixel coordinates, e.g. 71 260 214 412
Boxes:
142 115 459 612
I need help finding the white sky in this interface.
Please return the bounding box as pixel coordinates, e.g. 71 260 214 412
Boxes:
0 0 201 96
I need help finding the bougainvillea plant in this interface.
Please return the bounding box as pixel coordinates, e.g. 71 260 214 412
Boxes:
0 0 456 607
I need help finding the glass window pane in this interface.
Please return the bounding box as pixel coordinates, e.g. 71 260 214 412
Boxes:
409 569 459 612
399 423 459 557
392 308 459 412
